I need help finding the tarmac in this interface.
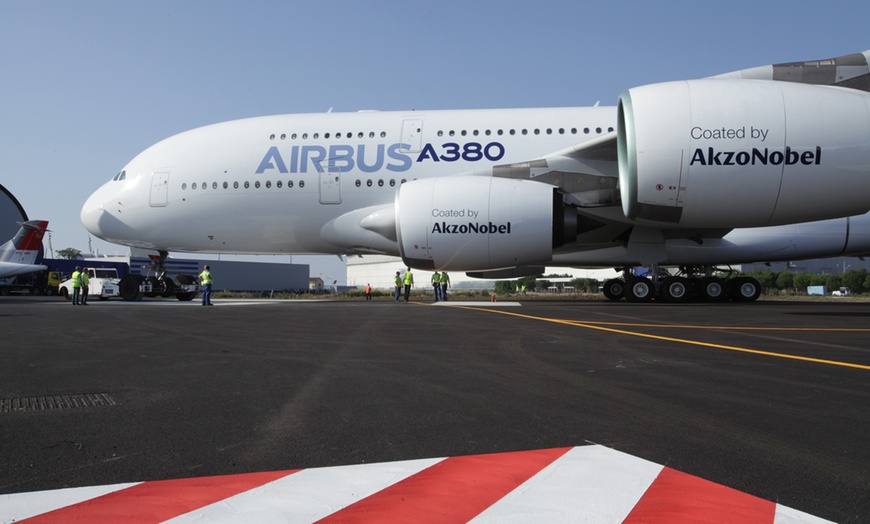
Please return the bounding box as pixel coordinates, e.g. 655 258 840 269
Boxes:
1 296 869 522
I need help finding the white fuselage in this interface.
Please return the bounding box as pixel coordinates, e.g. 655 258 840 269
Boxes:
82 107 615 254
81 105 870 270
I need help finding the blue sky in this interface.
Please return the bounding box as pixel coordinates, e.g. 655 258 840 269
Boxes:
2 1 869 282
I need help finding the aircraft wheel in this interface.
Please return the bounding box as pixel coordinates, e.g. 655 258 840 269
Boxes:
602 279 624 301
661 277 690 303
729 277 761 302
159 276 175 298
119 275 144 301
625 277 654 303
144 276 160 298
700 277 727 301
174 274 197 301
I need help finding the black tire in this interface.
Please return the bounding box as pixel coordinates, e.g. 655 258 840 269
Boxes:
159 276 175 298
700 277 727 302
625 276 654 303
174 274 197 301
60 287 70 301
660 277 690 303
729 277 761 302
119 275 144 301
602 279 624 301
144 276 160 298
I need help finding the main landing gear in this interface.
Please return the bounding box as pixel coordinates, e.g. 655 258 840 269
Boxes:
601 266 761 303
117 251 199 302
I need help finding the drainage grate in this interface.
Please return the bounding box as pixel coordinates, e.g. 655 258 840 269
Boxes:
0 393 117 413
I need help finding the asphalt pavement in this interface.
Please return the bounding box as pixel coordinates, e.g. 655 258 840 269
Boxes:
1 296 868 522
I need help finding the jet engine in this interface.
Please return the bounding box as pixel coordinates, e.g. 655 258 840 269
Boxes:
618 79 870 228
396 176 578 270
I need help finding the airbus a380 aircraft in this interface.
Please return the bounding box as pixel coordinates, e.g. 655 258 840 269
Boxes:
82 50 870 302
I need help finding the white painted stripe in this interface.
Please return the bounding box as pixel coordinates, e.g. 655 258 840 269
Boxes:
774 504 837 524
165 457 444 524
469 445 663 523
0 482 139 523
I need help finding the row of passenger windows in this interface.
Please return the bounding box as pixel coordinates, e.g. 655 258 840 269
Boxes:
268 126 614 141
182 180 306 190
180 178 410 191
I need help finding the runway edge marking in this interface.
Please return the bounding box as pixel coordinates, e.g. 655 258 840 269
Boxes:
1 445 831 523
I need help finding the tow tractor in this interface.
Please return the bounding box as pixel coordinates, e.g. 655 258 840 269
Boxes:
59 267 121 301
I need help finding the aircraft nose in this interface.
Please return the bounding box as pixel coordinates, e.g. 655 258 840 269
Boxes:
81 181 133 242
80 190 107 238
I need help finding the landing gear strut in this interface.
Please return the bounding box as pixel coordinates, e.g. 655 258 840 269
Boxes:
118 251 199 301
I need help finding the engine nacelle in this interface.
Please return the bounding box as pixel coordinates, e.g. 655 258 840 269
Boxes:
396 176 577 270
618 79 870 228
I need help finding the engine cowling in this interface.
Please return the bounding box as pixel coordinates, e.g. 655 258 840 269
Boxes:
618 79 870 228
396 176 577 270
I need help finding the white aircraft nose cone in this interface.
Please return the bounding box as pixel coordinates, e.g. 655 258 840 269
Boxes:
80 196 106 238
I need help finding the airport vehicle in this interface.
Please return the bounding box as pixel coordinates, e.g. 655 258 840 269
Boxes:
81 50 870 303
0 220 48 279
0 270 63 296
58 267 120 301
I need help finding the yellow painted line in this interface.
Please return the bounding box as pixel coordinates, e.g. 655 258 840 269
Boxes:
554 320 870 332
456 306 870 371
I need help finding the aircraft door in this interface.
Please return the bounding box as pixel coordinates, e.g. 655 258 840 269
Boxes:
400 119 424 153
318 164 341 204
149 172 169 207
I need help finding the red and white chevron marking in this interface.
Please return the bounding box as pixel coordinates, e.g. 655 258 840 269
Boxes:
1 445 830 523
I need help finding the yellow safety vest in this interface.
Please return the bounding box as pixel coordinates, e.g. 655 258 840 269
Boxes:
199 270 212 285
71 271 81 288
404 271 413 285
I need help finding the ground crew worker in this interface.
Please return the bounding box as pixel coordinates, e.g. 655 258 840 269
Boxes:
403 267 414 302
80 268 90 305
365 283 372 301
70 266 82 306
439 271 450 301
199 265 213 306
394 271 402 301
431 271 440 301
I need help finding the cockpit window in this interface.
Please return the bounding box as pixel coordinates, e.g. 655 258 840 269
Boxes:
112 170 126 181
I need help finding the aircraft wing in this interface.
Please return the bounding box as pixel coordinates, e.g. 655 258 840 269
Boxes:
0 262 47 279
